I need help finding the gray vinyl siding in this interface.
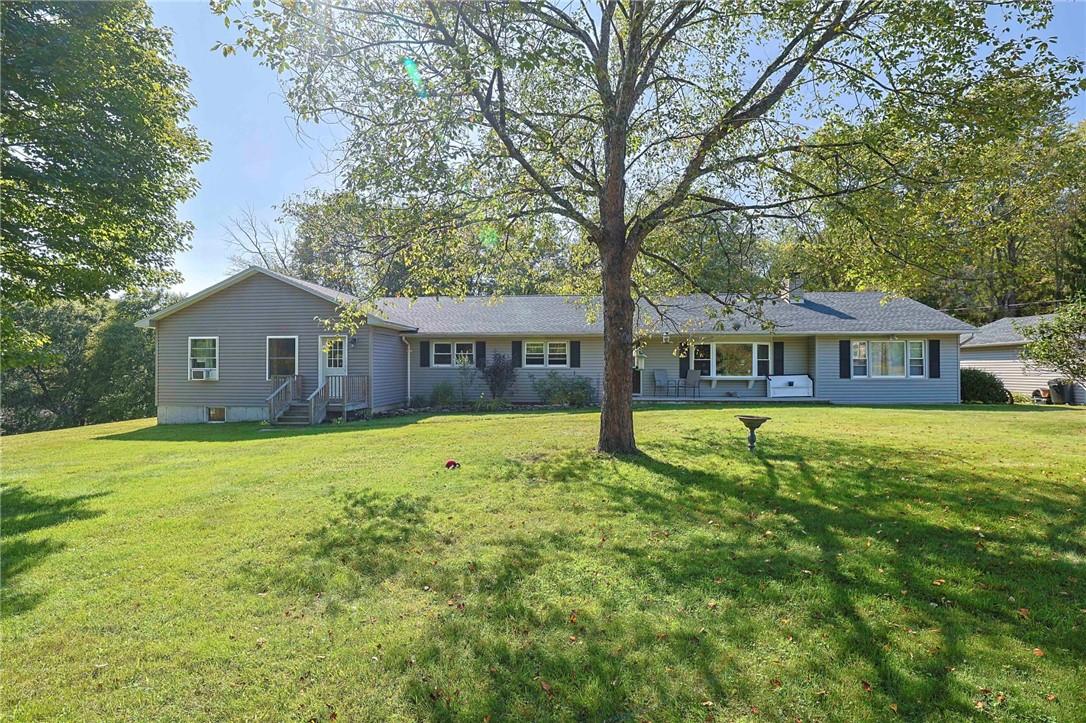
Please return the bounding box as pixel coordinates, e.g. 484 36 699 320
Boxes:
961 345 1086 403
370 328 408 410
154 272 369 416
813 335 961 404
408 337 603 403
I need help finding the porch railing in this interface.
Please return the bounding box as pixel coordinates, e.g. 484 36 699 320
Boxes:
266 374 303 421
326 374 369 405
307 380 332 425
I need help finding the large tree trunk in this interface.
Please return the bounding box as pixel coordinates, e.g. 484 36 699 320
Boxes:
597 245 637 454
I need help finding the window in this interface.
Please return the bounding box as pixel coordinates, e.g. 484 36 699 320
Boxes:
524 341 546 366
869 341 906 377
266 336 298 378
688 342 766 377
524 340 568 367
852 341 868 377
692 344 712 375
188 337 218 380
207 406 225 423
454 342 474 366
547 341 568 366
908 340 925 377
433 342 453 366
715 343 754 376
323 337 345 369
756 344 771 377
431 341 474 367
851 340 926 379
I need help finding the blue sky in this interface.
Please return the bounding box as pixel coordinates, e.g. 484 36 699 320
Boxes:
151 1 346 293
153 1 1086 294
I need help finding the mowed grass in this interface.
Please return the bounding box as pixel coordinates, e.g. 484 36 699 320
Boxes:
3 405 1085 722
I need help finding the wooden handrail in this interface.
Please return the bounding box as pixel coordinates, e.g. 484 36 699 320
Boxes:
307 379 331 425
266 378 293 422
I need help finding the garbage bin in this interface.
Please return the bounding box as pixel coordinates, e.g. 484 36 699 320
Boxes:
1048 379 1069 405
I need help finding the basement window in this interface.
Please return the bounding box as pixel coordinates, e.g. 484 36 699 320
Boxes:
207 407 226 423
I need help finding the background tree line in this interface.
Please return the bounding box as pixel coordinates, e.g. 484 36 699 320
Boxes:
1 292 178 434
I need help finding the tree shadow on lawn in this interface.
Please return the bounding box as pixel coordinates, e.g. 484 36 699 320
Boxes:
1 486 108 616
93 408 601 443
245 432 1084 720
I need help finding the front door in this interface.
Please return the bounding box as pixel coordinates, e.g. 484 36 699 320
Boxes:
319 335 347 396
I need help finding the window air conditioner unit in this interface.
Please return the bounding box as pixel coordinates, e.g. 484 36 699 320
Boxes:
192 369 218 381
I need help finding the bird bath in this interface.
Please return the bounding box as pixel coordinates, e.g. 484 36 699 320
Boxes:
736 415 771 451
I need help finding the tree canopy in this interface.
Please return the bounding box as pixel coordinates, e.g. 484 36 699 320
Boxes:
1 1 208 365
784 115 1086 324
1020 300 1086 385
217 0 1083 451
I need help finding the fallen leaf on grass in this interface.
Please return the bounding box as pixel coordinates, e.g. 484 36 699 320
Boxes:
539 679 554 698
1033 647 1045 657
1046 693 1057 702
1016 607 1030 620
770 678 782 689
862 680 872 692
932 579 946 586
568 611 577 624
889 703 898 713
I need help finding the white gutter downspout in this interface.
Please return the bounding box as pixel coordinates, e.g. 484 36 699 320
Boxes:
401 335 411 401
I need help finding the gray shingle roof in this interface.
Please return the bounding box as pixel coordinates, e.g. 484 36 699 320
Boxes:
376 291 974 336
961 314 1053 348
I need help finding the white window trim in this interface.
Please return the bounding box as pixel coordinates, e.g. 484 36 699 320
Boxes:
431 340 475 367
690 341 770 379
523 339 569 368
849 339 926 380
265 335 299 380
188 336 219 381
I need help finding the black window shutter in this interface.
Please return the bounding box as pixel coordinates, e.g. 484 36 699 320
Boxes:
773 341 785 376
420 340 430 367
475 341 486 369
678 343 690 377
511 340 522 367
928 339 941 378
569 340 581 367
838 340 851 379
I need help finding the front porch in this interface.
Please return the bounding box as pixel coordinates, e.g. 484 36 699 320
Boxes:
266 374 370 425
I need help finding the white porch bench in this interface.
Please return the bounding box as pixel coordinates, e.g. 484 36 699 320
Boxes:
767 374 813 398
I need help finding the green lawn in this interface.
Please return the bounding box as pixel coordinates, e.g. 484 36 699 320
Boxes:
3 405 1085 721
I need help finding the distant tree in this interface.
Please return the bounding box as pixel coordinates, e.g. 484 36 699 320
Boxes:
1 1 208 365
218 0 1082 451
83 291 179 424
1 292 176 434
786 114 1086 324
1020 300 1086 386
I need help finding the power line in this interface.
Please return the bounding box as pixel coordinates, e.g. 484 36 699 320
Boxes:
938 298 1072 313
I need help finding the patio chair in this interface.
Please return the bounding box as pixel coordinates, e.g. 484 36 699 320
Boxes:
677 369 701 398
652 369 673 397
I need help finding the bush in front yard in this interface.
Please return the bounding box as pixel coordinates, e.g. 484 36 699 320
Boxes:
961 368 1011 403
482 353 516 399
531 372 596 406
430 381 457 407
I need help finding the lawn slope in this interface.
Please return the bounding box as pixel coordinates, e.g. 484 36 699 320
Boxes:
3 405 1085 721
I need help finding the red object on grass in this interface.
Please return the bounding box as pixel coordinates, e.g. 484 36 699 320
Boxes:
445 459 461 469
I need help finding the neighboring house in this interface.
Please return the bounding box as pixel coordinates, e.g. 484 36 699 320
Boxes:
137 266 974 424
960 315 1085 404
